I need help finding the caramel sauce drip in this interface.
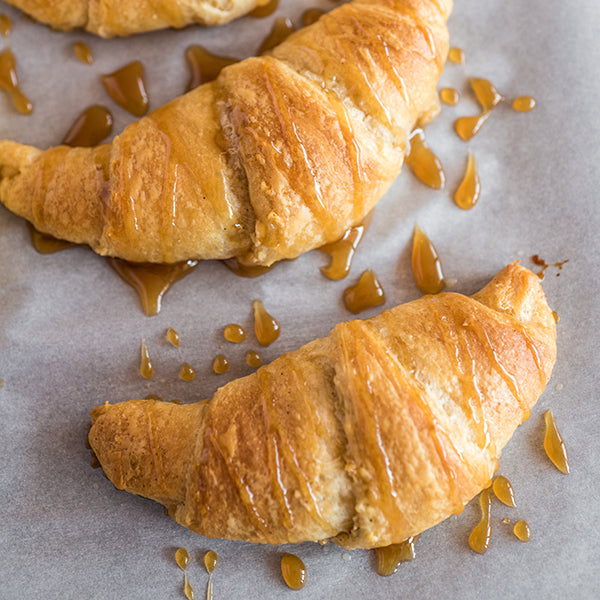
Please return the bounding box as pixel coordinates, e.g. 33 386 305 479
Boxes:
440 87 459 106
224 323 246 343
552 310 559 323
405 129 446 190
213 354 229 374
73 41 93 65
0 14 12 37
531 255 569 280
100 61 149 117
411 225 445 294
513 519 531 542
448 47 465 65
343 269 386 314
184 572 194 600
258 17 295 55
280 553 306 590
470 78 503 112
204 550 218 574
543 410 570 474
108 259 199 316
319 212 372 280
28 223 75 254
205 579 213 600
501 517 511 525
253 299 280 346
246 350 262 368
374 536 419 577
454 112 490 142
179 363 195 382
468 487 492 554
454 150 481 210
250 0 279 18
140 339 154 380
222 258 275 278
185 45 238 91
144 393 163 401
166 327 180 348
512 96 536 112
175 547 190 570
492 475 516 508
0 47 33 114
62 105 113 147
302 8 326 27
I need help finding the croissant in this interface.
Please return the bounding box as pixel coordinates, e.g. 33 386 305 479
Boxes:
0 0 451 266
88 263 556 548
1 0 269 35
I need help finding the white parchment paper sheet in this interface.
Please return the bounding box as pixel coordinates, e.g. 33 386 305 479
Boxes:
1 0 599 598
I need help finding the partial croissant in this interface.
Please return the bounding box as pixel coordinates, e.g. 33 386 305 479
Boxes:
88 263 556 548
0 0 451 266
1 0 269 35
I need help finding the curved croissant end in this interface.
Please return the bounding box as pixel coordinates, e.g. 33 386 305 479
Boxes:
89 263 556 549
0 0 452 265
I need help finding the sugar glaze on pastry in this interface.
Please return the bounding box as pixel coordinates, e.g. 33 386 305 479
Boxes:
0 0 451 266
89 264 556 548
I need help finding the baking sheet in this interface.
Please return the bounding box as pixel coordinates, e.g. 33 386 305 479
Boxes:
1 0 599 598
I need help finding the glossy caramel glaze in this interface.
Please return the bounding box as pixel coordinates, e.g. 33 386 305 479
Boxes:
253 300 280 346
454 151 480 210
108 259 198 316
185 45 238 91
469 78 503 112
179 363 196 382
213 354 229 374
343 269 385 314
405 129 446 190
0 14 11 37
224 324 246 343
62 105 113 147
411 225 445 294
100 61 149 117
258 17 295 55
513 519 531 542
246 350 262 368
175 547 190 570
492 475 516 508
204 550 218 574
167 327 180 348
250 0 279 18
28 223 75 254
448 46 465 65
454 112 489 142
468 487 492 554
512 96 536 112
543 410 570 474
73 41 93 65
440 87 459 106
374 535 418 576
222 259 276 278
0 47 32 114
140 339 154 380
280 553 306 590
184 572 194 600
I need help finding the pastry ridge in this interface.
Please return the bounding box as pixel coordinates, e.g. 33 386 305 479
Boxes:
88 263 556 548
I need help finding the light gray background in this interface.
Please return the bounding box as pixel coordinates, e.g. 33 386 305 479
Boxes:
0 0 598 598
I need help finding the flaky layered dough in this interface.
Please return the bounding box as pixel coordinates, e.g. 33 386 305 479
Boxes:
88 264 556 548
1 0 269 35
0 0 451 265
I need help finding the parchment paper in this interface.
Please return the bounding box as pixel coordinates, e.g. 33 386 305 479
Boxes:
1 0 599 598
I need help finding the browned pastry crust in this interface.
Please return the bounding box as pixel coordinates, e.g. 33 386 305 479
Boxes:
88 263 556 548
2 0 270 35
0 0 452 265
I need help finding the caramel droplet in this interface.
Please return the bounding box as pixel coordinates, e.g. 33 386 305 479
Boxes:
175 547 190 570
222 258 276 278
0 48 33 114
179 363 195 382
100 60 149 117
469 77 503 112
184 572 194 600
448 47 465 65
140 339 154 380
108 259 198 316
0 14 12 37
250 0 279 18
28 223 75 254
468 487 492 554
224 324 246 343
543 410 570 474
454 151 481 210
144 393 163 401
204 550 218 574
258 17 295 55
253 300 280 346
302 8 326 27
343 269 386 314
185 45 238 91
374 536 419 577
512 96 536 112
280 553 306 590
405 129 446 190
454 112 490 142
440 87 460 106
62 105 113 147
73 41 93 65
492 475 516 508
166 327 180 348
213 354 229 375
513 519 531 542
552 310 559 323
411 225 445 294
246 350 262 368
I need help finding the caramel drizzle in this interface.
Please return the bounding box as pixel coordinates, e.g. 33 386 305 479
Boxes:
0 47 33 114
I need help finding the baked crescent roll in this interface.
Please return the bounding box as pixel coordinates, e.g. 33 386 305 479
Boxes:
88 263 556 548
0 0 451 265
1 0 270 35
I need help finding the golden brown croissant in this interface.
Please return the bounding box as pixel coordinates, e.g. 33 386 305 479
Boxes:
0 0 451 266
1 0 269 35
88 263 556 548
